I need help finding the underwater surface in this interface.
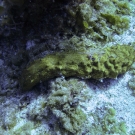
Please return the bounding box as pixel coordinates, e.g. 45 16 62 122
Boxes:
0 0 135 134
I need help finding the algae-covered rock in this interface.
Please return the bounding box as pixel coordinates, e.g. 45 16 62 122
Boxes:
101 13 129 34
47 78 86 109
20 45 135 90
46 78 87 134
0 0 131 41
74 0 130 41
89 107 127 135
76 3 92 29
52 108 87 134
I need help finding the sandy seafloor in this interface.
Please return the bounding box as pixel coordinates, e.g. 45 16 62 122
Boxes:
0 1 135 135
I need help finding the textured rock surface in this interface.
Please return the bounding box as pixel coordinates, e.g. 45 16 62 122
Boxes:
20 45 135 90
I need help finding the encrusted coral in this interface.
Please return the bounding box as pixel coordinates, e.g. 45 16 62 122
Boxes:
20 45 135 90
